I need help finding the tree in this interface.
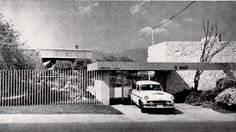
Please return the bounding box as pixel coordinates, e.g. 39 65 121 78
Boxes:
97 55 118 62
0 13 41 70
96 54 133 62
117 56 133 62
73 58 93 70
193 21 230 91
54 60 73 70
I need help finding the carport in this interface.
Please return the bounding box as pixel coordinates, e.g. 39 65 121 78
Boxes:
87 62 236 105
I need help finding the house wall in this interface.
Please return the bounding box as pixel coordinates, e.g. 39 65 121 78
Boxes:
94 72 110 105
148 41 236 94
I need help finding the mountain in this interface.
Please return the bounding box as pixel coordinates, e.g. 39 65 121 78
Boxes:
116 48 148 62
92 48 147 62
92 50 110 60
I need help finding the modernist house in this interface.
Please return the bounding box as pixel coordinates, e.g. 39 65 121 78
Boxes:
147 41 236 93
35 48 93 69
87 40 236 105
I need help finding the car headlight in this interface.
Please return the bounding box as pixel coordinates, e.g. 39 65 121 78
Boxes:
144 96 149 100
170 95 174 101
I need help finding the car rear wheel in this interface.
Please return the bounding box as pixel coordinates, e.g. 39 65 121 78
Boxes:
128 95 133 105
130 99 133 105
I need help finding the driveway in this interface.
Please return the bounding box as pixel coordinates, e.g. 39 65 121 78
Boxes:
112 103 236 122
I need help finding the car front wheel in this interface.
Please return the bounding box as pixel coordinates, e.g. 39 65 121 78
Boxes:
130 99 133 105
139 100 146 113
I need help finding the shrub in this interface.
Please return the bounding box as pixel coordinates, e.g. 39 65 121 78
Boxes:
185 91 203 106
216 78 236 92
73 58 93 70
184 78 236 107
174 89 192 103
201 89 219 102
215 87 236 107
54 61 73 70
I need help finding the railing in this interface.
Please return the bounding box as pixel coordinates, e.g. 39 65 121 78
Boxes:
0 70 102 106
36 49 93 59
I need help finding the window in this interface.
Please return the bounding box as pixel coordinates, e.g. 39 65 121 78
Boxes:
136 85 140 91
140 84 162 91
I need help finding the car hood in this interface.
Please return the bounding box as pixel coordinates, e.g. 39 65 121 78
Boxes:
141 91 173 101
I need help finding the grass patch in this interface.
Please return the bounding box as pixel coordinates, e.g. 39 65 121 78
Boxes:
212 106 236 114
0 105 123 114
202 102 236 114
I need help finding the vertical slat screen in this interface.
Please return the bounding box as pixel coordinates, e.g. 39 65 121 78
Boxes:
0 70 103 106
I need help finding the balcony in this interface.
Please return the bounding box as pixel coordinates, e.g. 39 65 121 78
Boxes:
35 48 93 59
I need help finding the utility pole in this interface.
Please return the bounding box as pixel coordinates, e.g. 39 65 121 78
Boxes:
121 71 124 103
151 28 154 45
151 1 195 45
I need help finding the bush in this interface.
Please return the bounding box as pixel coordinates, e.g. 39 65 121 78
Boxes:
200 78 236 104
216 78 236 92
54 61 73 70
185 91 203 106
73 58 92 70
183 78 236 108
215 88 236 107
201 89 219 102
174 89 192 103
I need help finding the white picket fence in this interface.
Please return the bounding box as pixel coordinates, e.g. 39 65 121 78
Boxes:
0 70 103 106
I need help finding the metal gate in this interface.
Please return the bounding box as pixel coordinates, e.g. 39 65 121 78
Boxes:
0 70 103 106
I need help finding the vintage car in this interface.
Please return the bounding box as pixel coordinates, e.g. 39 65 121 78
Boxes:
129 80 174 112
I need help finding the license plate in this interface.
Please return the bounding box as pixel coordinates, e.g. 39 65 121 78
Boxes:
156 105 163 108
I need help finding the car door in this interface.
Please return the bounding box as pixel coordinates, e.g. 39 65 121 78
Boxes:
131 84 136 104
132 84 140 105
135 84 141 105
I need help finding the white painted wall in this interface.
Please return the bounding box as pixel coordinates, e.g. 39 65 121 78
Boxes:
147 42 167 62
94 72 110 105
110 86 130 98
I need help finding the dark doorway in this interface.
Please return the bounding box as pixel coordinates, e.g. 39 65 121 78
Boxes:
154 71 170 91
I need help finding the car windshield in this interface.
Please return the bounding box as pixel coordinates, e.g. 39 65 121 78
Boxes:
140 84 162 91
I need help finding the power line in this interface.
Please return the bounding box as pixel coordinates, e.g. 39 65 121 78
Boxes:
152 1 196 29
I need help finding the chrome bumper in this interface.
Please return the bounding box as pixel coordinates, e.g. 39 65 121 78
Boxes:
143 105 175 109
143 102 174 109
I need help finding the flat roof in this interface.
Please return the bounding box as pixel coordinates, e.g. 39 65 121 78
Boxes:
87 62 236 71
136 81 160 85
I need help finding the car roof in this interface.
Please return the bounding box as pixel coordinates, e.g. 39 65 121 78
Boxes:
135 80 160 85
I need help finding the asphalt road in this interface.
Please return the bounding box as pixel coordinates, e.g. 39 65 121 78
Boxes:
1 121 236 132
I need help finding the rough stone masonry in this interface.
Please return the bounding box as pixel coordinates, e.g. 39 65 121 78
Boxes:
147 41 236 94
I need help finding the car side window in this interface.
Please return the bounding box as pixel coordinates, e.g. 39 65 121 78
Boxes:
132 83 135 90
136 85 140 91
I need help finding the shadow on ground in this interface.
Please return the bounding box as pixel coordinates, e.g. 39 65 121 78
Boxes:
110 98 183 115
145 108 183 115
0 105 123 115
110 98 132 105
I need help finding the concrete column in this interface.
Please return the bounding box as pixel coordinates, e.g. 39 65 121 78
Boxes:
102 71 110 105
94 71 110 105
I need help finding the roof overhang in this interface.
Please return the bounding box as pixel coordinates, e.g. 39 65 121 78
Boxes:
87 62 236 71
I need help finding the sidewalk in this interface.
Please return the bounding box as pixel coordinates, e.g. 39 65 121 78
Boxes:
0 104 236 124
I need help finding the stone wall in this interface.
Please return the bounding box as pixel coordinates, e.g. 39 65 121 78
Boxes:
148 41 236 93
148 41 236 63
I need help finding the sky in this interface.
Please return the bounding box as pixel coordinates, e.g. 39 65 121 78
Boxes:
0 0 236 53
